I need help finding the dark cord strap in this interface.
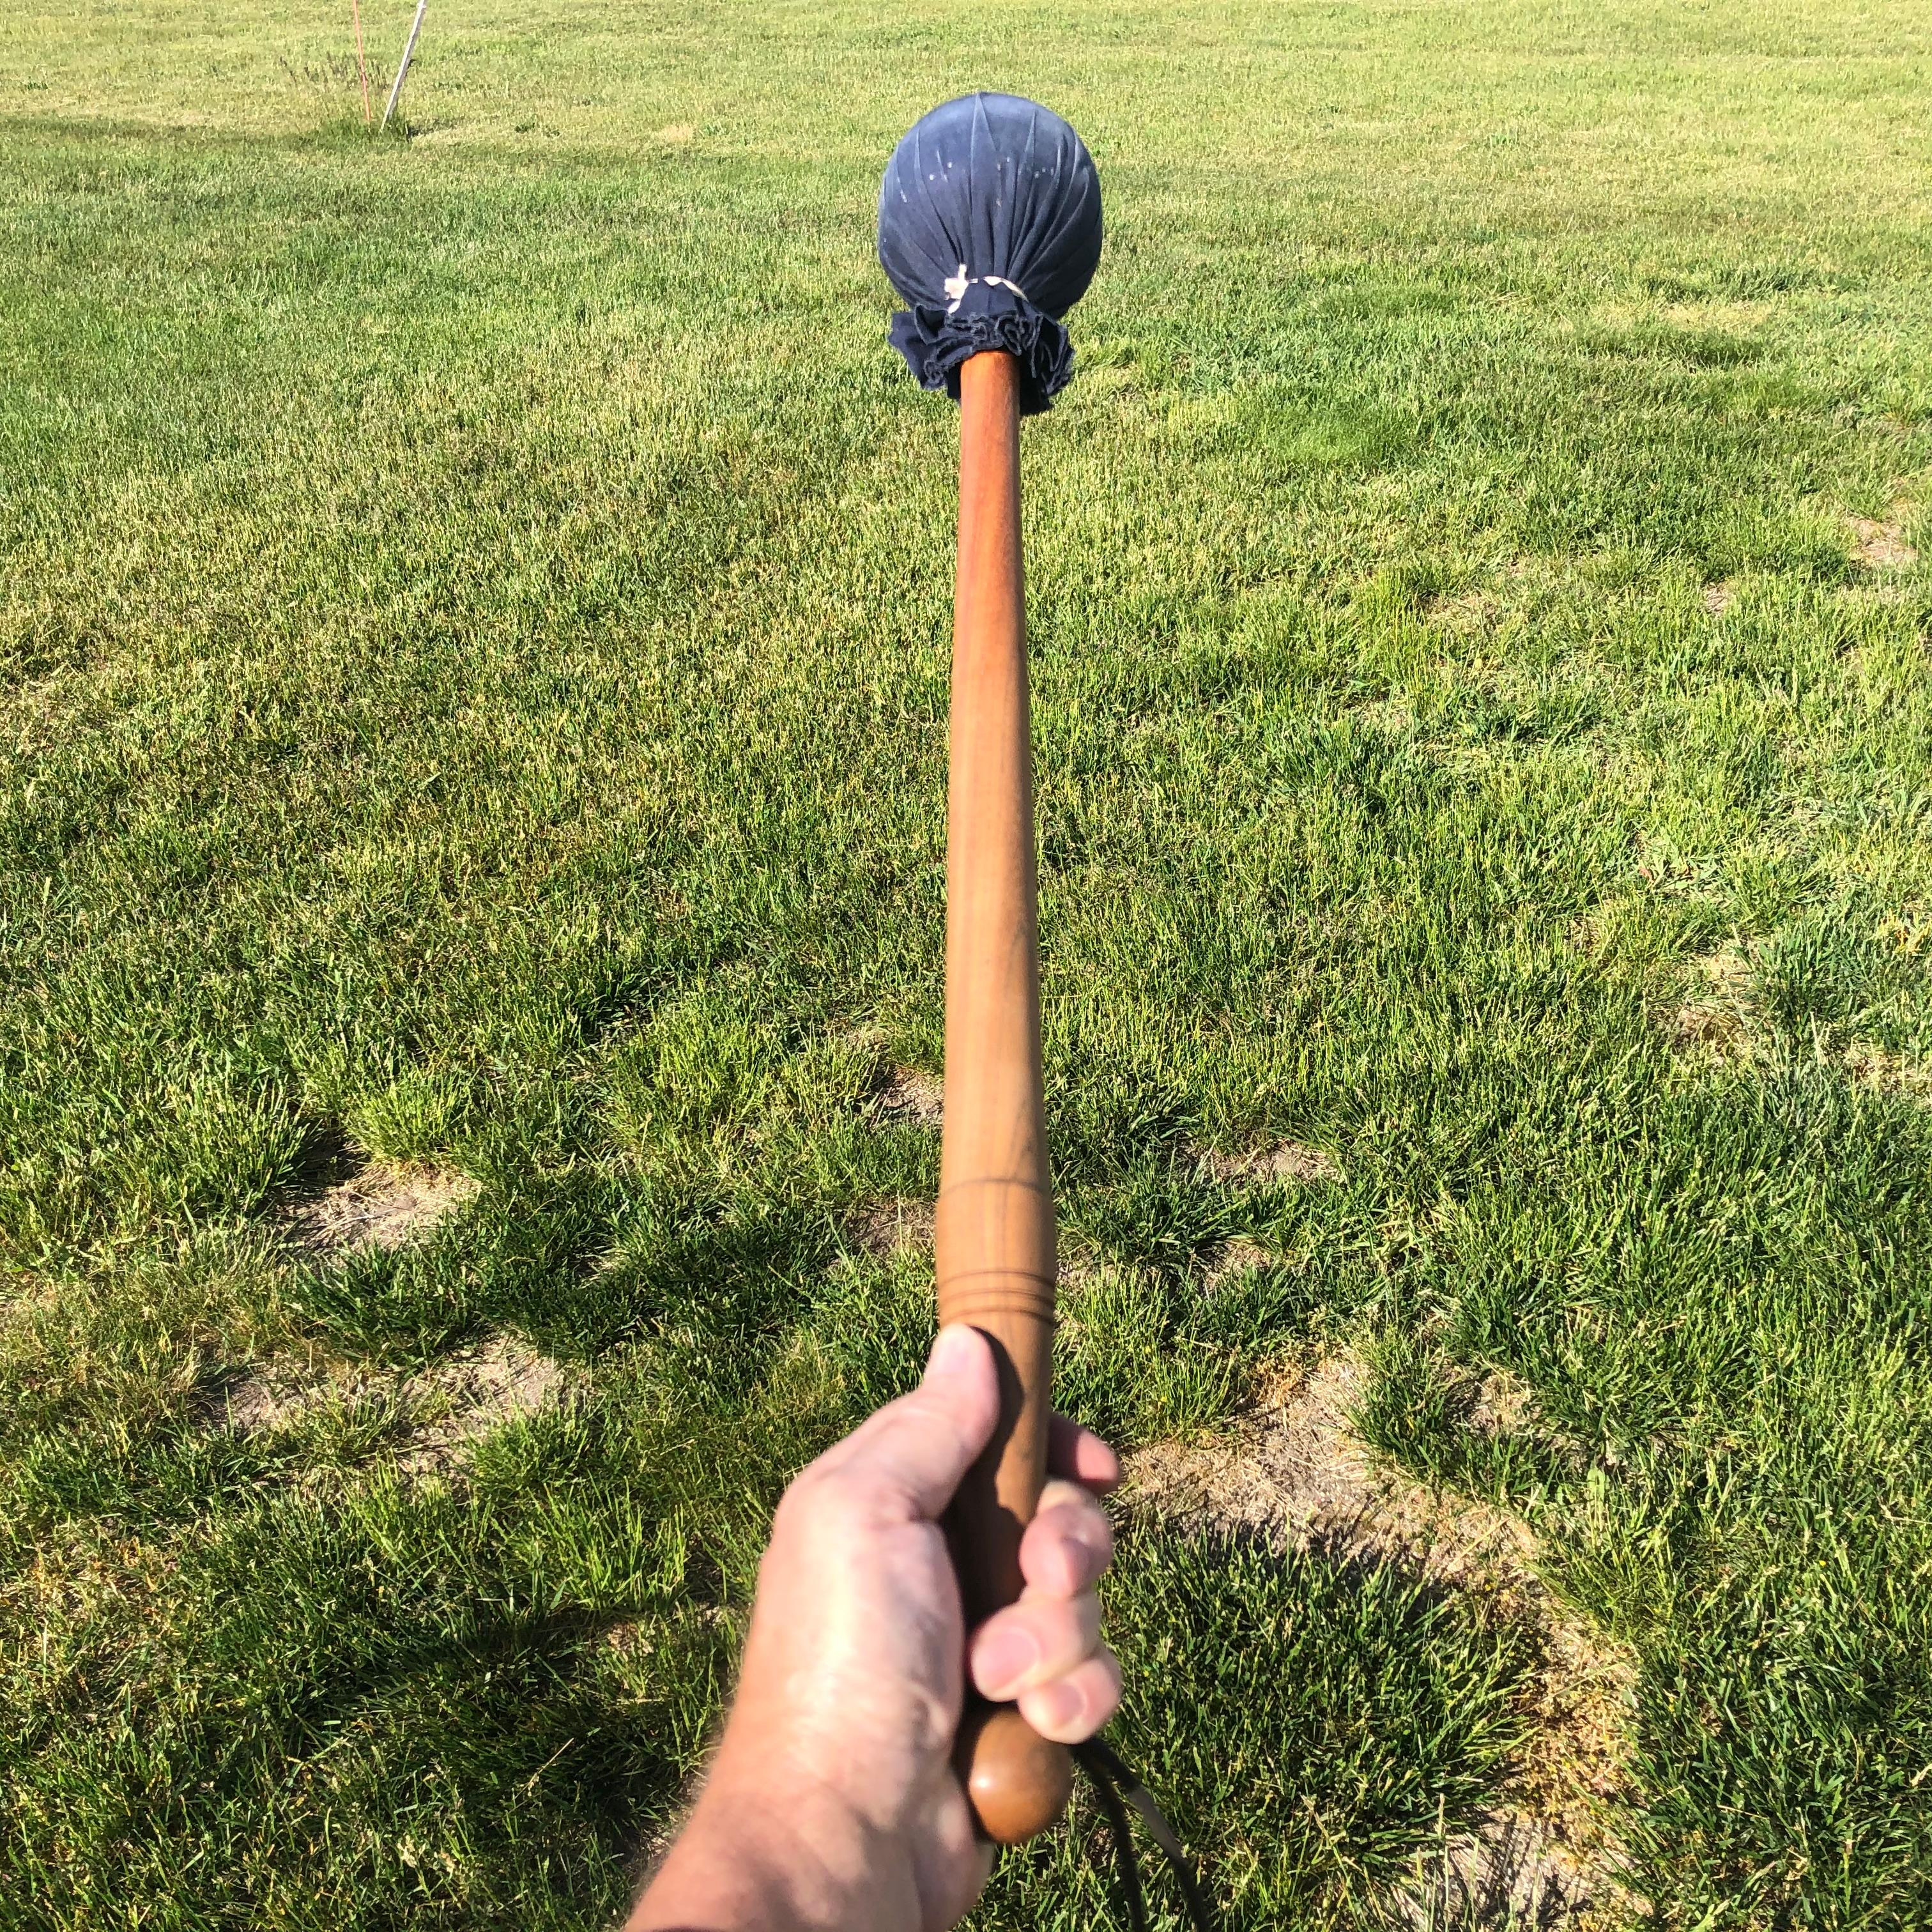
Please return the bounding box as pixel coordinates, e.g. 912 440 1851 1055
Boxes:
1072 1738 1215 1932
1077 1742 1149 1932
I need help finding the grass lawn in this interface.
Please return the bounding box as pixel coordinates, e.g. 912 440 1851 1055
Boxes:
4 0 1932 1924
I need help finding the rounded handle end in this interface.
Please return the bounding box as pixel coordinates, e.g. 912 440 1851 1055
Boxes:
958 1703 1074 1845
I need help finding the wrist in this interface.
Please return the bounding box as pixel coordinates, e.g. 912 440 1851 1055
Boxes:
629 1745 896 1932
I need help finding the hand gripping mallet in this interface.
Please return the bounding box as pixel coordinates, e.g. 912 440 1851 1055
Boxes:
877 92 1104 1847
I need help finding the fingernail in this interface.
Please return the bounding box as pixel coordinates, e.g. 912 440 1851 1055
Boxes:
974 1627 1039 1698
924 1324 979 1383
1030 1680 1082 1731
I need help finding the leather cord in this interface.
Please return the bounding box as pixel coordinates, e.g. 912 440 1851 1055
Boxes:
1072 1737 1215 1932
1078 1742 1149 1932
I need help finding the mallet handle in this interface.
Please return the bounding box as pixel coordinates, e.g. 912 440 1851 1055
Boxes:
936 349 1073 1846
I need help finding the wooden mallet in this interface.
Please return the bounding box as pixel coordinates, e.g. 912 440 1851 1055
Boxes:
877 91 1104 1847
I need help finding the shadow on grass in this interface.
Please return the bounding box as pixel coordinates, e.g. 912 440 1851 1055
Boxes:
981 1524 1537 1932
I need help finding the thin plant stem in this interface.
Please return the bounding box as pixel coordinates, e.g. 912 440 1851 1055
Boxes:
350 0 371 126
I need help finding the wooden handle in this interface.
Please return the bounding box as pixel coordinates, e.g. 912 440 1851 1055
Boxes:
936 349 1071 1846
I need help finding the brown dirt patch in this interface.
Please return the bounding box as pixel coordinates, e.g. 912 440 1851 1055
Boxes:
1850 516 1918 571
1 1268 61 1326
215 1363 343 1434
398 1333 569 1475
1563 901 1632 958
1203 1235 1273 1290
1843 1039 1932 1098
1128 1353 1533 1589
1469 1366 1541 1439
1126 1352 1633 1920
1667 949 1756 1062
1702 581 1736 615
1663 951 1932 1098
1195 1140 1342 1185
1669 1000 1747 1054
1429 588 1501 634
276 1160 477 1258
1355 696 1418 735
216 1332 569 1475
1389 1811 1600 1929
876 1067 944 1128
603 1618 654 1659
843 1196 935 1261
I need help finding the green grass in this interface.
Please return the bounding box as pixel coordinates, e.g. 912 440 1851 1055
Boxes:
4 0 1932 1924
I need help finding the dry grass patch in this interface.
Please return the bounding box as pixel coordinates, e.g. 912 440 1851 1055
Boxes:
1850 513 1918 571
1663 947 1932 1098
1388 1810 1602 1930
875 1067 943 1128
1468 1366 1540 1439
1203 1235 1274 1291
1195 1140 1343 1186
1666 949 1756 1062
215 1360 342 1434
275 1158 478 1259
397 1333 569 1475
1 1268 61 1328
1126 1350 1634 1924
217 1332 571 1474
2 1527 177 1707
1428 588 1503 634
843 1195 935 1261
1842 1038 1932 1099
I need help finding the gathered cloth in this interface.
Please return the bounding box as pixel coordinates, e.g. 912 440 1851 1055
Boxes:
877 92 1103 413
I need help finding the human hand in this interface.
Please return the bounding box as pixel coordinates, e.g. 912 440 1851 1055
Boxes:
629 1324 1121 1932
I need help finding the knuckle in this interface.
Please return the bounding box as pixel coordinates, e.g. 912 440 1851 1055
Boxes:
772 1468 819 1522
811 1469 875 1520
776 1464 858 1531
1031 1653 1121 1740
871 1401 967 1475
1045 1489 1112 1547
1072 1591 1103 1652
910 1684 954 1760
1023 1508 1112 1593
1030 1595 1099 1672
1087 1661 1124 1728
769 1487 815 1547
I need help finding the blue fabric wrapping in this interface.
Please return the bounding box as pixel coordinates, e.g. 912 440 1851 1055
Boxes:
877 92 1103 414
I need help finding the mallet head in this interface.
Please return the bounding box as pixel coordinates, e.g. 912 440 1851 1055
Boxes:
877 92 1103 413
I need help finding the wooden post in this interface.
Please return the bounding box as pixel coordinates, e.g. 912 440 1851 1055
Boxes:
379 0 427 132
935 348 1073 1846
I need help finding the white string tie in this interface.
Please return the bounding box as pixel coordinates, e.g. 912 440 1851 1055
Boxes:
942 264 1030 315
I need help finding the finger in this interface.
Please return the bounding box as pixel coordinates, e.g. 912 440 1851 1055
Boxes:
1048 1412 1121 1491
1017 1645 1123 1744
969 1589 1101 1701
805 1325 999 1522
1018 1482 1114 1600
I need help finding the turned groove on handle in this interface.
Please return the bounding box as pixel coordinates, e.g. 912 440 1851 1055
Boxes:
936 349 1072 1846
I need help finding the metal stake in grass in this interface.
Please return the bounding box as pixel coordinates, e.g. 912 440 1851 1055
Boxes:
877 91 1102 1848
379 0 427 133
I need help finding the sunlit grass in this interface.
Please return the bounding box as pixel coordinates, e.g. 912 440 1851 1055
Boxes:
3 0 1931 1924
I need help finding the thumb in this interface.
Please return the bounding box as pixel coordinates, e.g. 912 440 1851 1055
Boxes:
812 1325 1000 1521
